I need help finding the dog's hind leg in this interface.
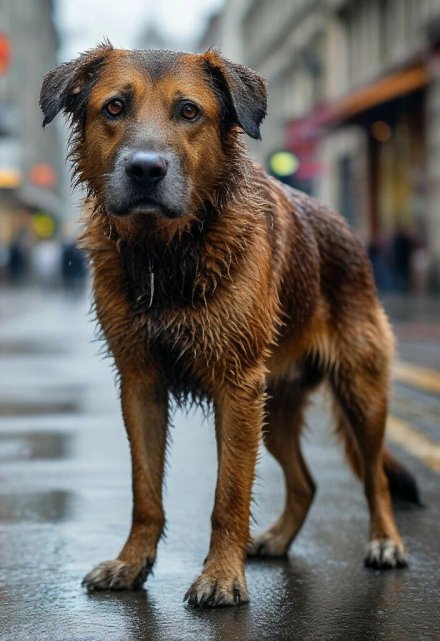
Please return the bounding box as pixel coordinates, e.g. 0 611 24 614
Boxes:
329 320 407 569
248 376 316 558
82 367 168 591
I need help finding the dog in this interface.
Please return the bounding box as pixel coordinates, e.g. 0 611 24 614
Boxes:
40 44 420 608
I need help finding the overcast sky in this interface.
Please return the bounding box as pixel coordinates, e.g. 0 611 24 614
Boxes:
55 0 224 61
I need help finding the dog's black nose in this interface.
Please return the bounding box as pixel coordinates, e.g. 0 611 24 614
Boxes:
125 152 167 186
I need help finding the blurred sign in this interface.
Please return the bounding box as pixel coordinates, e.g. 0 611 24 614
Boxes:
0 33 11 75
0 137 21 188
0 168 20 188
29 163 57 188
285 112 324 180
32 211 57 238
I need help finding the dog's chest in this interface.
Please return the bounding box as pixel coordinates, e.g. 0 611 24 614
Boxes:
118 239 226 402
145 309 209 402
120 238 203 309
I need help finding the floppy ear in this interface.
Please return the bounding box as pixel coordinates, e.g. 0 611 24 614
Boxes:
202 51 267 140
40 42 113 127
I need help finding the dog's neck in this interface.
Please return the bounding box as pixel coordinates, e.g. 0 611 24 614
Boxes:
117 211 219 311
84 201 252 313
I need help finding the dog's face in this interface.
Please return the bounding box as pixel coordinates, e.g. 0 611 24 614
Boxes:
40 45 266 220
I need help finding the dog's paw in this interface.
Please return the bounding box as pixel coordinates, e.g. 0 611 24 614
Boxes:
82 558 154 591
364 539 407 569
247 532 289 558
184 572 249 608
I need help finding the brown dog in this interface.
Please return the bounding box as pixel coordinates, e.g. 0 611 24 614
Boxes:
40 44 419 608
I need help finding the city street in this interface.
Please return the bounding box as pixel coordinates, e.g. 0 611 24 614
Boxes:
0 288 439 641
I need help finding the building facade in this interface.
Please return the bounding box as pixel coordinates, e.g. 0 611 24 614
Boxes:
210 0 440 292
0 0 67 276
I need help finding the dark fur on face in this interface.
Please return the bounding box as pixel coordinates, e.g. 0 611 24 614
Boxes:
40 44 418 609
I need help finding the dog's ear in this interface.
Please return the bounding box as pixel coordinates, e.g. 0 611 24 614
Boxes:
202 51 267 140
40 42 113 127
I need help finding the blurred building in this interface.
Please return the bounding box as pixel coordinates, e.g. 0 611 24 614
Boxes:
204 0 440 293
198 11 224 53
138 23 169 51
137 19 190 52
0 0 67 278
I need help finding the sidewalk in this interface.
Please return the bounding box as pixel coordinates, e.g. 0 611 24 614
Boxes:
383 294 440 369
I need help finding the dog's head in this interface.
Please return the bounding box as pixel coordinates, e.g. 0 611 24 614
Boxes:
40 44 266 221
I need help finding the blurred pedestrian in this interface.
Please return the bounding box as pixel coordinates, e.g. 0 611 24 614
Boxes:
392 226 413 292
8 229 29 284
30 238 61 288
368 238 389 292
61 238 87 294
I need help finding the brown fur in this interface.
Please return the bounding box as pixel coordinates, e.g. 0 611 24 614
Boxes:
40 45 416 608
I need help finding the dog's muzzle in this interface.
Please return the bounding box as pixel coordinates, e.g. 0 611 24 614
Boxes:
125 151 168 189
105 146 189 219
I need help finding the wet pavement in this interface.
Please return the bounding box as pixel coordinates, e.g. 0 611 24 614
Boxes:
0 288 439 641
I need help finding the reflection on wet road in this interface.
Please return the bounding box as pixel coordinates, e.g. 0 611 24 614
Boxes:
0 431 71 462
0 288 439 641
0 490 72 523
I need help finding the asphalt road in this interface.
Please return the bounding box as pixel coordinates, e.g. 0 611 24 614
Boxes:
0 288 439 641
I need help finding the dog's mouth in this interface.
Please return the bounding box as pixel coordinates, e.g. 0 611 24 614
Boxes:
110 196 182 219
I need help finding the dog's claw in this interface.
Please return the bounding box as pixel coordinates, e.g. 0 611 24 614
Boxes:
82 557 154 591
364 539 407 569
184 573 249 608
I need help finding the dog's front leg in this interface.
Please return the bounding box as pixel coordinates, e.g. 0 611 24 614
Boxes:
185 372 265 607
82 367 168 591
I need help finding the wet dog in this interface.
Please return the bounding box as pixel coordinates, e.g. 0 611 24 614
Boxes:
40 44 419 607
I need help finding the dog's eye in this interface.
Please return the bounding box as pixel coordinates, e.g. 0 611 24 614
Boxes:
179 102 200 121
103 99 125 119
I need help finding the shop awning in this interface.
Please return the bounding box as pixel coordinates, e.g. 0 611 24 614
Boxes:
319 63 429 126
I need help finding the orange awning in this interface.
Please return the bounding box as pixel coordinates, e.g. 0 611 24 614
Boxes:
320 63 429 125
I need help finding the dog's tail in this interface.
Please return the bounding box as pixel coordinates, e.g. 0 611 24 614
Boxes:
382 448 423 505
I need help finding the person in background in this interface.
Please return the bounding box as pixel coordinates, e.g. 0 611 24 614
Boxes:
8 229 29 284
61 237 87 294
30 237 62 288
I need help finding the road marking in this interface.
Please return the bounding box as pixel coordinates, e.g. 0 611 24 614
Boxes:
392 360 440 396
387 415 440 473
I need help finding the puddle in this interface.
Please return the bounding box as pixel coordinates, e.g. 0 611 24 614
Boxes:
0 490 73 523
0 431 71 461
0 340 68 356
0 400 80 417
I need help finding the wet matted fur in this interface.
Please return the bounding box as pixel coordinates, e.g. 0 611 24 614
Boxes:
40 44 419 608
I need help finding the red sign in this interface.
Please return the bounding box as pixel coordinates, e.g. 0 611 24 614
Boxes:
285 106 328 179
0 33 11 75
29 164 57 188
